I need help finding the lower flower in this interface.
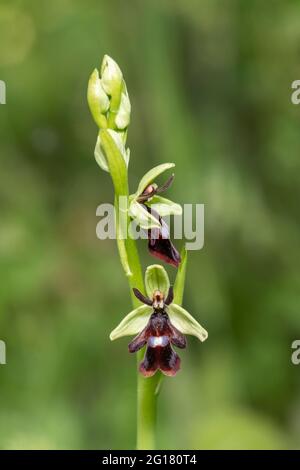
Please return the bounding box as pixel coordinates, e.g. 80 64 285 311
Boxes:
109 265 208 378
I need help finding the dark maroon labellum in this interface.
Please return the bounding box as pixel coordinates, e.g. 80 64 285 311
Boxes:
148 238 181 268
129 287 186 377
143 205 181 268
136 174 181 268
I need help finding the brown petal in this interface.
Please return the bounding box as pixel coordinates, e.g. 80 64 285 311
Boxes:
158 344 181 376
139 346 159 377
148 238 181 268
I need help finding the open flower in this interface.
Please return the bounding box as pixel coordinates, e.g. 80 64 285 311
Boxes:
110 265 208 377
129 164 182 267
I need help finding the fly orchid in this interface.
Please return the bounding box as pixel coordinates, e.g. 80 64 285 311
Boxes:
88 54 208 447
110 265 208 377
129 164 182 267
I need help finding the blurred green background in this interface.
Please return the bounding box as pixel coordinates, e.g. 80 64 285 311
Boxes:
0 0 300 450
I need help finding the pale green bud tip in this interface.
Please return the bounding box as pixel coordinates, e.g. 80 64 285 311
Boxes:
87 68 110 127
101 54 123 96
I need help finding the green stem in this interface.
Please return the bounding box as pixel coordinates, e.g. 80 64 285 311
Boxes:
101 129 159 449
136 360 161 450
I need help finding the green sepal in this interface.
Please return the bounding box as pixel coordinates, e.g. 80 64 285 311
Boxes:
110 305 152 340
167 303 208 342
145 265 170 299
136 163 175 196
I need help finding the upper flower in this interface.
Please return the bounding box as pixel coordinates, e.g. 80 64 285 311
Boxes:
110 265 208 377
128 164 182 267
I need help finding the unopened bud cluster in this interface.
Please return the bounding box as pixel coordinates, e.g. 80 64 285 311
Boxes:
87 55 131 172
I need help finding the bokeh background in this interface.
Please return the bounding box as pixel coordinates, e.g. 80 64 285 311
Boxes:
0 0 300 450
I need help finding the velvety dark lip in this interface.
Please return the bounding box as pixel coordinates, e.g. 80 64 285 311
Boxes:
148 238 181 268
142 204 181 268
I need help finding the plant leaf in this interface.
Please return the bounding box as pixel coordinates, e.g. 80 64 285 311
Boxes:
95 129 130 174
168 303 208 342
98 129 128 195
110 305 152 340
148 196 182 217
136 163 175 196
87 68 109 128
145 265 170 298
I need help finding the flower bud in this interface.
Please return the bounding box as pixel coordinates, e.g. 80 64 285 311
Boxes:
87 69 110 128
100 55 123 96
115 88 131 130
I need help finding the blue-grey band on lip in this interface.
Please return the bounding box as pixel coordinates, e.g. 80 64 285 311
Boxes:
148 335 169 348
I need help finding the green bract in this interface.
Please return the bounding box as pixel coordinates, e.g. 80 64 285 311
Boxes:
110 265 208 343
94 129 130 173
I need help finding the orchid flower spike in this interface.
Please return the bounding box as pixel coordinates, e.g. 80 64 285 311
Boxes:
110 265 208 377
